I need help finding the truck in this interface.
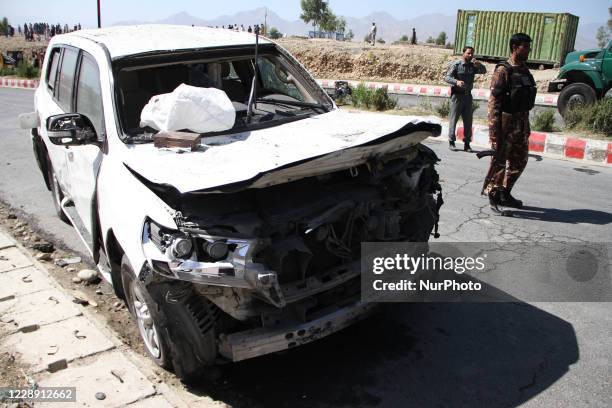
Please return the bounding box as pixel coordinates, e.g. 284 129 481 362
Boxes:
548 40 612 116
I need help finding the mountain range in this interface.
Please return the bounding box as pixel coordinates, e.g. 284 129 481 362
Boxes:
113 7 601 49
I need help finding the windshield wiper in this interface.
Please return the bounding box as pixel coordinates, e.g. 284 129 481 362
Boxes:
255 98 328 112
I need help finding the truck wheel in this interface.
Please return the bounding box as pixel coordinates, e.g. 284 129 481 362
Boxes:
121 256 220 382
558 83 597 116
47 162 70 223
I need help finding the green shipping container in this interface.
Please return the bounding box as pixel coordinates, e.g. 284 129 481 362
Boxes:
454 10 579 66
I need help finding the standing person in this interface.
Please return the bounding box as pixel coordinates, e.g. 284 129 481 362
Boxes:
370 22 377 46
411 27 416 44
247 25 252 33
483 33 536 212
444 46 486 152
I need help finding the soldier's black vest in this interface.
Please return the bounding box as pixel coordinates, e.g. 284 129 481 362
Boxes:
495 62 537 113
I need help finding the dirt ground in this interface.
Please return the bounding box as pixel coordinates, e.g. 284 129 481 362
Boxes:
278 38 559 92
1 35 559 92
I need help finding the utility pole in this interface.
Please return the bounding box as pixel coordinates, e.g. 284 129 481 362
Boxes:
97 0 101 28
264 8 267 36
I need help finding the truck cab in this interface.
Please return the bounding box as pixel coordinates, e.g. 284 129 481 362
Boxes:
549 40 612 116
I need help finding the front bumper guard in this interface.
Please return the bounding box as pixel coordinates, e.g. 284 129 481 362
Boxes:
218 301 377 362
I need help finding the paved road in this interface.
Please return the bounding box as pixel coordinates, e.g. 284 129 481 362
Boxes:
1 87 611 407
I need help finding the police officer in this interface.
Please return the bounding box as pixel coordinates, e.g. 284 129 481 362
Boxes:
444 46 486 152
483 33 537 212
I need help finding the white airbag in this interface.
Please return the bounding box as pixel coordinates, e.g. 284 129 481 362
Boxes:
140 83 235 133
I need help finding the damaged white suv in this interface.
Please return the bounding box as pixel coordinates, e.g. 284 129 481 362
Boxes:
22 25 443 380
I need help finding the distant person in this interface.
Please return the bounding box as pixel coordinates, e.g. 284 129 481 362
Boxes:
444 46 486 152
248 25 252 33
370 22 377 46
240 24 245 31
411 27 417 44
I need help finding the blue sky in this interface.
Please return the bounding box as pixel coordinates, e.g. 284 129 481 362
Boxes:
2 0 609 27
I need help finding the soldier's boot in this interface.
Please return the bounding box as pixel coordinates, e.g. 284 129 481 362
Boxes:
463 142 473 153
499 188 523 209
488 188 503 212
449 141 456 151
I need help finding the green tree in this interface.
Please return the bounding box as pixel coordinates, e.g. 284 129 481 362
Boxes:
320 10 338 32
268 27 282 39
300 0 329 32
426 36 435 43
0 17 8 35
596 26 609 48
345 29 354 41
399 34 409 42
336 17 346 33
435 31 447 46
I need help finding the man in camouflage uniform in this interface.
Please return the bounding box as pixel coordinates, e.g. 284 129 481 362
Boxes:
483 33 537 212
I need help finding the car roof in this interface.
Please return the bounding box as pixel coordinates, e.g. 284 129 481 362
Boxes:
65 24 272 59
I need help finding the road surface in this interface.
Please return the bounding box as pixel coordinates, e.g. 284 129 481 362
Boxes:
0 87 610 407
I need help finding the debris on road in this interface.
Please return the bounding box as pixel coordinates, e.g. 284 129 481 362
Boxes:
32 242 54 253
77 269 99 283
54 256 81 267
35 252 51 261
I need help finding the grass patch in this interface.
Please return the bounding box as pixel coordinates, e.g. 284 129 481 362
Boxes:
563 98 612 137
0 62 40 79
434 99 450 118
531 109 557 132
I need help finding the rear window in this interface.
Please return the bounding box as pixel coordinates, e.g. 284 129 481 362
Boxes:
57 48 78 111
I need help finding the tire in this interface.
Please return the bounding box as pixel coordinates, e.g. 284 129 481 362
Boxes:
47 161 70 223
557 83 597 117
120 256 220 382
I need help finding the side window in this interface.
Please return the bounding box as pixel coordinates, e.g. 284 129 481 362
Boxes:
76 53 104 138
46 48 61 93
257 57 303 101
57 48 78 112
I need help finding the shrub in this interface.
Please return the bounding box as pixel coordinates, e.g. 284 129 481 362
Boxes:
268 27 282 39
371 87 397 110
15 62 39 79
0 66 16 76
351 83 371 108
399 35 409 42
376 38 385 44
349 84 397 111
564 98 612 136
435 100 451 118
531 109 556 132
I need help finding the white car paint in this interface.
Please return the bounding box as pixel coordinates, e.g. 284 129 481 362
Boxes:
33 25 440 284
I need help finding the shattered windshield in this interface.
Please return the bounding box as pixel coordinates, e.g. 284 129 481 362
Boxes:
114 46 332 141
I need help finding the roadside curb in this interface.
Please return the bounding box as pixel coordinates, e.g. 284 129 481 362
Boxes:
317 78 559 107
0 77 38 89
454 125 612 166
0 226 216 407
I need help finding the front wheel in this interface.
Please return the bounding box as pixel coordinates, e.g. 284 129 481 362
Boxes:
121 256 221 382
557 83 597 117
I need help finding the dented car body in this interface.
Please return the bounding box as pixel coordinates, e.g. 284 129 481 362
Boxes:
22 25 443 379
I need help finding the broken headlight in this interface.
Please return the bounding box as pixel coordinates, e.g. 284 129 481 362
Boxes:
146 219 194 261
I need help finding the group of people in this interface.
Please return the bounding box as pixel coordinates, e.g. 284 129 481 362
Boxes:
216 24 265 35
444 33 537 214
18 22 81 41
368 23 417 46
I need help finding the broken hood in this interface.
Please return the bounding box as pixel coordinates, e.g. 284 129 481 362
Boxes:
123 109 441 193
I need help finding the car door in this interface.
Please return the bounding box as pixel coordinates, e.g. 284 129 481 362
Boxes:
37 46 78 195
63 50 105 249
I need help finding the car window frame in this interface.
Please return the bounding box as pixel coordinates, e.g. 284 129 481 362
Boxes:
45 47 62 93
54 45 80 113
74 50 106 141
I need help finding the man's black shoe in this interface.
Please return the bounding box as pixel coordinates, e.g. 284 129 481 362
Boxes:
463 142 473 153
500 190 523 208
449 141 456 151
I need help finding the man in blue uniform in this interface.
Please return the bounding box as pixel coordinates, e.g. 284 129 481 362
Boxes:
444 46 487 152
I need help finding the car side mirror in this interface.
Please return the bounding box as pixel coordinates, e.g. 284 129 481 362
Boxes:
46 113 98 146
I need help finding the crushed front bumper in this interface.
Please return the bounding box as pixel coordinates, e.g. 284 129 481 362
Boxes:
218 301 377 362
